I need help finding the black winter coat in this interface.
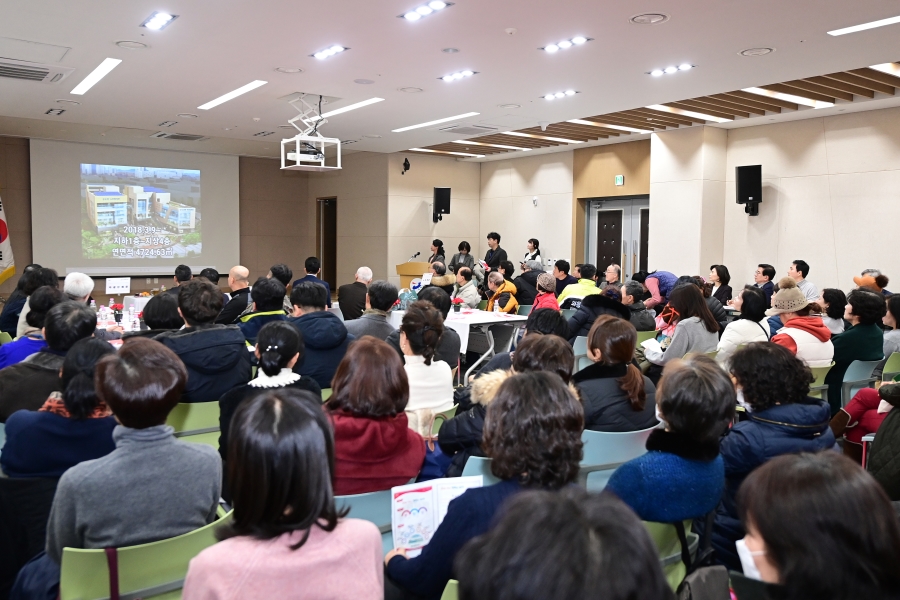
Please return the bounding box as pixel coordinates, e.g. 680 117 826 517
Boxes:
438 404 487 477
566 295 632 342
706 296 728 332
513 271 540 307
869 388 900 501
572 363 659 432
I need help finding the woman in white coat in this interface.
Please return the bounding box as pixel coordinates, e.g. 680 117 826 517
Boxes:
716 286 770 367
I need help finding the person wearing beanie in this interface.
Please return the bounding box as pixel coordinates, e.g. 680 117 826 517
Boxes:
766 277 797 337
769 286 834 368
532 272 560 312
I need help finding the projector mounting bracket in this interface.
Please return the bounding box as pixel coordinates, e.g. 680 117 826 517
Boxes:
281 94 342 172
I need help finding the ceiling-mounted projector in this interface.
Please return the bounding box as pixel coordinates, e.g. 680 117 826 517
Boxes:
280 94 341 172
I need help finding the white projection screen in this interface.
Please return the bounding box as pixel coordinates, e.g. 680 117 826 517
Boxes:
30 139 240 276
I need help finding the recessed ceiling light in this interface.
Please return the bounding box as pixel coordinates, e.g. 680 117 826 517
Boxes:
409 147 485 158
401 2 453 21
392 111 480 132
651 69 664 77
116 40 148 50
739 47 774 57
503 131 584 144
399 87 424 93
441 70 477 82
275 67 303 74
540 37 592 53
354 79 375 84
140 12 178 30
630 13 669 25
177 113 199 118
55 99 80 106
499 103 521 109
664 66 678 74
309 97 385 121
648 65 695 76
364 134 383 138
197 80 267 110
442 48 459 53
828 14 900 36
678 63 692 71
741 87 834 109
70 58 122 95
312 45 348 60
543 90 578 100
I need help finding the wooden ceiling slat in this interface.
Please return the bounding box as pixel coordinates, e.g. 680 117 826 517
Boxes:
724 90 798 111
710 93 781 113
614 111 684 128
588 114 666 130
427 143 508 154
517 128 591 142
493 132 564 147
694 96 766 115
672 99 746 118
803 75 874 98
827 71 896 95
760 83 836 104
544 122 614 137
663 101 736 120
771 81 845 102
629 107 704 125
475 135 551 148
561 121 626 136
847 67 900 90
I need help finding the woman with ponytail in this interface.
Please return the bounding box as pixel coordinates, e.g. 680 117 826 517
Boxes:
1 338 116 477
399 301 453 434
572 316 660 432
217 321 321 459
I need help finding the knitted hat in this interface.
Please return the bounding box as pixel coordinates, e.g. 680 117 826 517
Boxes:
853 275 887 293
524 260 544 272
536 272 555 293
765 286 809 316
776 276 797 291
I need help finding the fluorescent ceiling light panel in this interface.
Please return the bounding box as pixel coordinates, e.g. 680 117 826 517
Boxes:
567 119 651 134
141 12 177 30
70 58 122 95
541 36 592 52
401 1 453 21
410 148 485 158
451 140 531 151
868 62 900 76
198 80 268 110
645 104 733 123
392 112 480 132
502 131 584 144
741 87 833 109
309 97 385 121
828 15 900 36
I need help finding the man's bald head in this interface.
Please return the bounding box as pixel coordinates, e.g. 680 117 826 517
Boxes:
229 266 250 290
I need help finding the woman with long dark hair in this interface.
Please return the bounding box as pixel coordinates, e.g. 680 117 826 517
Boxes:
716 286 769 366
523 238 540 263
399 301 453 434
427 239 445 265
709 264 732 304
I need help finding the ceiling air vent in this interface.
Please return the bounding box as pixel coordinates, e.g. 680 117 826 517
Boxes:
0 58 74 83
150 131 209 141
438 124 499 135
253 131 275 137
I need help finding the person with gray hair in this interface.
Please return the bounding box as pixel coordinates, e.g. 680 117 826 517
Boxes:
337 266 374 321
344 280 399 340
620 280 656 331
599 264 622 291
861 268 892 295
428 261 457 295
63 272 124 340
513 260 544 307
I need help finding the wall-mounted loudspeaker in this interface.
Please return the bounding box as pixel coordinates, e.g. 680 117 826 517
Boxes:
736 165 762 216
433 187 451 223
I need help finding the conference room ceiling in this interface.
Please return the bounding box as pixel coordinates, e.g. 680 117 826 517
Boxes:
1 0 899 159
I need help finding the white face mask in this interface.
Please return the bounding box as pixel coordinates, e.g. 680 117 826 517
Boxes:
735 537 766 580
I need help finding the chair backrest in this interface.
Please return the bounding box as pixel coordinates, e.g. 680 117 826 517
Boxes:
321 388 333 401
842 359 883 407
477 300 488 310
516 305 532 316
460 456 502 486
59 511 233 600
573 335 590 371
560 308 576 320
441 579 459 600
644 520 698 591
336 489 394 553
166 401 220 436
0 332 12 345
635 330 658 345
808 362 835 399
578 426 657 490
433 405 459 435
327 307 344 321
883 352 900 381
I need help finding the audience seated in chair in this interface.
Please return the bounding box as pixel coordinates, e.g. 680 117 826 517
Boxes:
532 272 560 312
265 263 294 315
122 293 185 339
573 316 660 432
237 277 288 344
386 287 461 367
1 338 116 478
552 260 578 298
183 389 384 600
818 287 848 337
0 285 64 370
292 256 332 308
155 280 252 404
702 342 834 571
337 266 372 321
716 286 769 367
607 355 733 525
15 267 60 339
63 272 124 341
0 263 40 337
384 371 584 600
218 321 320 459
565 285 631 343
455 488 673 600
485 271 519 314
12 338 222 598
471 308 569 379
428 262 457 296
451 267 481 309
768 284 834 369
619 280 655 332
344 280 399 341
557 263 600 309
0 302 96 422
732 452 900 600
215 265 251 325
325 336 426 495
440 334 573 478
288 282 354 388
512 260 543 307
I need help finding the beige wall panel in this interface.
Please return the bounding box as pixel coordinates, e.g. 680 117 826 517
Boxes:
823 106 900 175
725 118 828 181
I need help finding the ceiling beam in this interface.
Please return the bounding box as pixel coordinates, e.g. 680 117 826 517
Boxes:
547 121 617 136
615 110 686 128
663 101 736 120
630 107 705 125
517 127 592 142
588 114 669 130
803 75 874 98
475 135 553 148
725 90 799 111
833 70 897 95
679 98 750 118
693 96 766 115
710 93 780 113
770 81 845 102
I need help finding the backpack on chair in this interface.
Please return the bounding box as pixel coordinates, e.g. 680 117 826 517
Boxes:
675 511 730 600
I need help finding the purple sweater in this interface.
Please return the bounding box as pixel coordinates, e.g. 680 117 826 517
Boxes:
0 336 46 370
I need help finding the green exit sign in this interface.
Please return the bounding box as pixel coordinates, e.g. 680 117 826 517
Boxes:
614 174 624 186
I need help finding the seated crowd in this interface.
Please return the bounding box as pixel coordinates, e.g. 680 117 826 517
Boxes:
1 250 899 600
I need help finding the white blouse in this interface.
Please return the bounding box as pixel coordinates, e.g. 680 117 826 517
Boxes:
403 354 454 413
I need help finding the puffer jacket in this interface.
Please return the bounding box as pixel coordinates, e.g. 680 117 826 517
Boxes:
625 302 656 332
513 271 541 307
707 398 835 570
572 362 659 432
155 325 252 404
772 317 835 368
706 296 728 332
288 311 355 388
486 280 518 314
869 390 900 501
566 294 631 343
439 369 509 477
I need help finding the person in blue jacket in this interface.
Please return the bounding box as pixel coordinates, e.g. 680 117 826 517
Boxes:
288 282 354 389
632 269 678 311
291 256 332 308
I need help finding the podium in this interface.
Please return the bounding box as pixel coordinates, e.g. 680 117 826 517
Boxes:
396 262 431 290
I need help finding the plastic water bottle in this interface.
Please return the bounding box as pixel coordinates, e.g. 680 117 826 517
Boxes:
493 302 499 313
90 299 97 312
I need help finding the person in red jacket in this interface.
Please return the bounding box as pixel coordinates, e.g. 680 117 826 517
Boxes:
768 286 835 368
531 272 560 313
325 336 425 495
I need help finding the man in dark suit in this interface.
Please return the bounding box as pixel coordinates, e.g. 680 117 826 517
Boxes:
337 266 372 321
164 264 192 295
291 256 332 308
483 231 507 272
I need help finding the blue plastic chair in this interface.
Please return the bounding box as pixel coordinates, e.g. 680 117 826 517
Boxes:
573 336 591 371
841 359 882 408
336 490 394 553
578 426 658 491
460 456 502 486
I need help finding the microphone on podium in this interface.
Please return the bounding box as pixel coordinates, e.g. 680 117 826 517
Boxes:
406 251 421 263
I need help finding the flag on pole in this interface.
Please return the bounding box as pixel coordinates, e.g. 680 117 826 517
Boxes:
0 194 15 286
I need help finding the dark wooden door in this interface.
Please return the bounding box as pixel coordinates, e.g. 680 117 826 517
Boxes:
639 208 650 272
317 198 337 289
595 210 623 271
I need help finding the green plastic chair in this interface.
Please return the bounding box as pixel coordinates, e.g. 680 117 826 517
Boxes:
882 352 900 381
321 388 333 401
516 305 532 316
59 511 233 600
477 300 488 311
0 331 12 345
560 308 577 320
336 490 394 553
644 521 698 591
166 401 220 450
578 426 658 491
441 580 459 600
636 330 658 345
461 456 502 486
573 335 591 372
433 405 458 435
841 359 882 408
808 362 834 400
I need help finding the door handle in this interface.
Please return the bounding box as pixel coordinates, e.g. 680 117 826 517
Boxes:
633 240 638 274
